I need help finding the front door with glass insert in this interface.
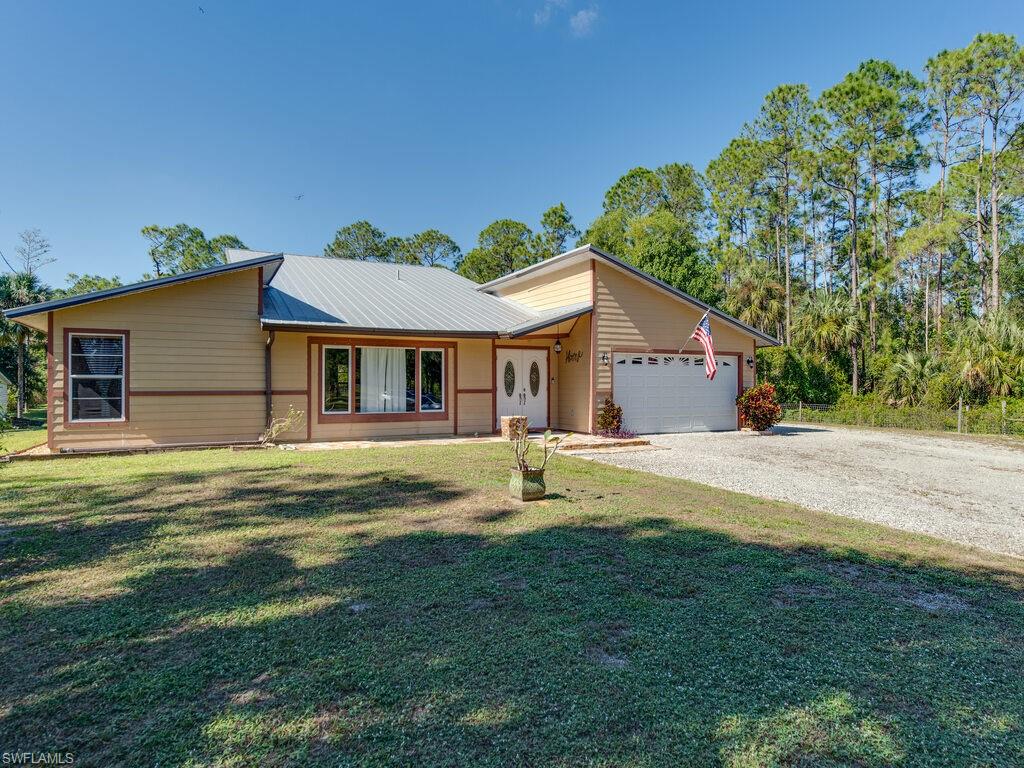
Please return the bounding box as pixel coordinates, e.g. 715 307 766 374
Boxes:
495 348 548 430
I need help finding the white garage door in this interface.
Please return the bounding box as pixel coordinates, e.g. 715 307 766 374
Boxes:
613 352 738 434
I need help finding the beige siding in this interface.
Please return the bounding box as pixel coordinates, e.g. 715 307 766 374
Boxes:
307 336 457 441
50 269 266 451
494 260 591 311
594 261 756 425
457 339 491 390
556 313 592 433
45 252 763 449
267 332 565 440
269 393 309 442
456 392 491 435
270 331 308 390
456 339 492 435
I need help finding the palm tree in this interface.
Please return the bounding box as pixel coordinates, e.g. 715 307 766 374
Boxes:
725 261 785 337
948 311 1024 400
0 272 49 417
882 352 938 406
794 290 861 394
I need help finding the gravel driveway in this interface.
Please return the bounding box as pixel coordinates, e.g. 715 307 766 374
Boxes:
575 425 1024 558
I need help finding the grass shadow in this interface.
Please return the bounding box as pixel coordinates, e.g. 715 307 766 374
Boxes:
0 446 1022 765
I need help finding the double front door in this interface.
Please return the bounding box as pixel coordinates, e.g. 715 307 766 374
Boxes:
495 348 548 430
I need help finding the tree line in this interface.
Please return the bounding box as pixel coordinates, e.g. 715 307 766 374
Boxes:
3 32 1024 418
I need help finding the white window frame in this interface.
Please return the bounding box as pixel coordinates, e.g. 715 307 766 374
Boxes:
418 347 445 413
353 345 419 414
321 344 353 414
68 332 126 423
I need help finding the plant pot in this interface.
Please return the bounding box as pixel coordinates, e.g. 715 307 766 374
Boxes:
509 468 545 501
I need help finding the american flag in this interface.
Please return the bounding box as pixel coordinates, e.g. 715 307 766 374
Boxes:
690 312 717 380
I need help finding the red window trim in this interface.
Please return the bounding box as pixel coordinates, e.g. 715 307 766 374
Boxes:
310 337 455 424
62 327 131 428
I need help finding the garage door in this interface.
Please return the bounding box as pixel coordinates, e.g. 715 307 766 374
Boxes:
613 353 738 433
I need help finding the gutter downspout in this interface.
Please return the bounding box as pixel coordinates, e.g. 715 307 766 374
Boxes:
265 331 275 427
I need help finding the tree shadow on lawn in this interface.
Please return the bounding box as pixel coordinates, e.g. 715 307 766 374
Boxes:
0 468 471 581
2 507 1023 766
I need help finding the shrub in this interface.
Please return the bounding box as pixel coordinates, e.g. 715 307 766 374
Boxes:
259 406 306 445
756 346 844 404
737 383 782 431
596 397 623 433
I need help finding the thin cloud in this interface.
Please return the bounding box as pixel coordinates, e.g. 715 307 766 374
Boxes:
569 6 598 37
533 0 568 26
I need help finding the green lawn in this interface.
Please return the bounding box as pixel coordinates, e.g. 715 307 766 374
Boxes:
1 445 1022 766
2 407 47 455
2 425 46 455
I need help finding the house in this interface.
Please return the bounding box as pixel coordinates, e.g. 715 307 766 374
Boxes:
0 369 10 417
2 245 777 453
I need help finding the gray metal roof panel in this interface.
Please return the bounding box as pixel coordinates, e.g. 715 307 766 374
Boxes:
502 302 592 337
258 253 563 334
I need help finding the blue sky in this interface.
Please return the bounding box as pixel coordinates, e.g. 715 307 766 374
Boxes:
2 0 1022 287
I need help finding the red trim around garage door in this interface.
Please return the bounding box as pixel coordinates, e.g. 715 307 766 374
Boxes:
609 347 745 430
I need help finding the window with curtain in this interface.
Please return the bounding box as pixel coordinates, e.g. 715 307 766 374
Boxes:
69 334 125 422
323 346 350 413
420 349 444 411
355 347 415 413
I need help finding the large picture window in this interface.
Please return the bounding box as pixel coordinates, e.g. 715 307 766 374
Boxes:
320 343 446 418
322 346 351 413
68 334 125 422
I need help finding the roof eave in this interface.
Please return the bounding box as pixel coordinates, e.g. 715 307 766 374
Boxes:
2 253 284 321
480 244 779 347
501 304 593 339
260 320 500 338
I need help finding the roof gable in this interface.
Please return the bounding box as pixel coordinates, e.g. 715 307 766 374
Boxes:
2 253 282 325
480 245 779 346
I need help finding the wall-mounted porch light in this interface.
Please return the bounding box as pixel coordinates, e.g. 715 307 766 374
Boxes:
746 356 755 369
600 352 609 366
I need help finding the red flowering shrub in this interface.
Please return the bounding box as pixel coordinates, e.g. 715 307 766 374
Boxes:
595 397 623 433
736 383 782 431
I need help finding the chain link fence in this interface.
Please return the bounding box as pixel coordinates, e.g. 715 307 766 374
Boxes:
780 400 1024 437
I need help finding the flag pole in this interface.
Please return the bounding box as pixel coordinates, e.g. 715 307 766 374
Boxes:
680 311 709 353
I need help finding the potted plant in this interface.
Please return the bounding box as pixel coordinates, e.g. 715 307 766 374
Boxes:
508 425 573 501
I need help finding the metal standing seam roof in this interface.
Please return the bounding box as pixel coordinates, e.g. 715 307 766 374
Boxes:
246 252 588 336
